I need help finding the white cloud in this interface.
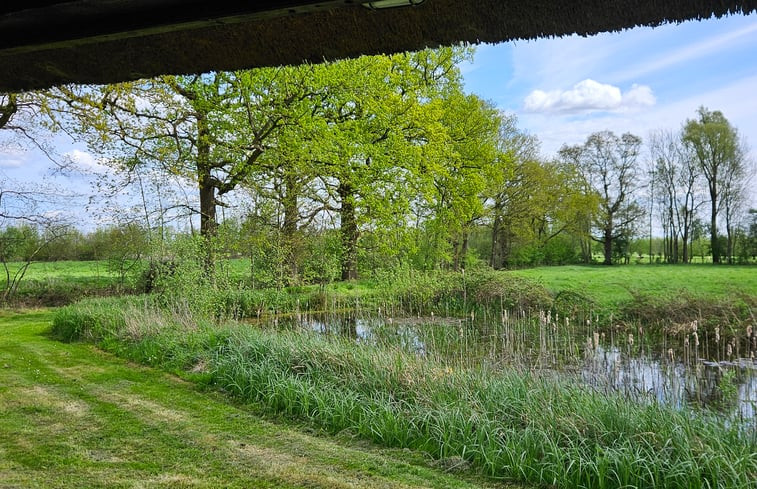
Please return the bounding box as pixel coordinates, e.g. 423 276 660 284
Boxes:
608 22 757 84
523 79 655 113
64 149 110 174
0 158 24 168
0 145 27 168
519 73 757 166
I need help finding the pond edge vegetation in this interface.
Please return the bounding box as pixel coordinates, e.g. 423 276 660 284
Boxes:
50 270 757 489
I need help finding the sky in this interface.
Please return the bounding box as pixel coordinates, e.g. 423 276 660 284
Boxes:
2 11 756 226
460 12 757 160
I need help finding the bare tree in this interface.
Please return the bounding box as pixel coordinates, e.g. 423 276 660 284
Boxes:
562 131 644 265
649 129 702 263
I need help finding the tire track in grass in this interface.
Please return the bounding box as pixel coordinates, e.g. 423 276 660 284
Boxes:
0 309 514 489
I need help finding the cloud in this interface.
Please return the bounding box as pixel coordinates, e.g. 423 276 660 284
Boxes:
64 149 110 174
523 79 655 114
0 158 24 168
0 145 27 168
608 21 757 84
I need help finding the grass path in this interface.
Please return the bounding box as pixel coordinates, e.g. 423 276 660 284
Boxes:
0 309 508 489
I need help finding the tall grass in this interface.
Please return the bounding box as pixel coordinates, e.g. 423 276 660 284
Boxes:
52 299 757 489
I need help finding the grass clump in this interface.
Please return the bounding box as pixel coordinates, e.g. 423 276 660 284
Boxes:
53 300 757 489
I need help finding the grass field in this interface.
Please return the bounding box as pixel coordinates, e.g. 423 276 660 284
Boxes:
508 264 757 308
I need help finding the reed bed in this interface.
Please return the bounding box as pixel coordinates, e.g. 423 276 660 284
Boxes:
52 298 757 489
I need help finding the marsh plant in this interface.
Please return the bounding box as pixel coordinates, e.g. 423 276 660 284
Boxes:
53 298 757 489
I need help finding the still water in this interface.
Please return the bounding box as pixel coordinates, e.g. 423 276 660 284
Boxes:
259 311 757 423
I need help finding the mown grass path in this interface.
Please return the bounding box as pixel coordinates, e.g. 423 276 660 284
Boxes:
0 310 509 489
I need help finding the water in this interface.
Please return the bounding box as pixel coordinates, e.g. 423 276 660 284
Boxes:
257 311 757 423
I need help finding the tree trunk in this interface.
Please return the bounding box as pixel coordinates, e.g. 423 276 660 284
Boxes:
282 171 300 282
710 184 720 264
460 228 469 270
338 181 358 281
452 228 469 272
602 225 613 265
196 113 216 274
490 213 504 269
681 207 690 263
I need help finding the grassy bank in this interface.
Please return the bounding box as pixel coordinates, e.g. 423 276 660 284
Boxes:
0 309 501 489
52 300 757 489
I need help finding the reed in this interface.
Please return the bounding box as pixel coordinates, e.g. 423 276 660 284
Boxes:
52 299 757 489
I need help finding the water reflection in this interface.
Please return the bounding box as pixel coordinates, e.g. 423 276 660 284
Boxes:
258 312 757 422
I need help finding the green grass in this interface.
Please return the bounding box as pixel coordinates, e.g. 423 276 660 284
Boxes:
4 260 112 280
51 300 757 489
508 264 757 309
2 260 125 306
0 309 503 489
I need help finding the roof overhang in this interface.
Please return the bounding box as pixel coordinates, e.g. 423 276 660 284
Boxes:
2 0 755 91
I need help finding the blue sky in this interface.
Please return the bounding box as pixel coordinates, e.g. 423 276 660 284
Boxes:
460 12 757 159
2 12 756 225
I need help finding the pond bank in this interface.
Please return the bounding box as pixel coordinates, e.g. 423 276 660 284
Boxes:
51 301 757 489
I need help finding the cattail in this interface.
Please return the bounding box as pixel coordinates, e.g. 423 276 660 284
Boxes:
715 326 720 343
586 336 593 350
628 333 634 347
470 310 475 321
691 320 698 333
747 324 753 337
693 332 699 347
638 325 643 336
684 336 689 347
667 348 674 362
727 342 733 358
593 332 600 349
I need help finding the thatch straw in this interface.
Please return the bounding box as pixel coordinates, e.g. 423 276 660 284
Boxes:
2 0 756 91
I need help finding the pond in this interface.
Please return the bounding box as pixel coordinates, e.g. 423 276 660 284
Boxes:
257 310 757 424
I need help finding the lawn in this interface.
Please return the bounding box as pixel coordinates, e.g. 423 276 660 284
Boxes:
0 309 505 489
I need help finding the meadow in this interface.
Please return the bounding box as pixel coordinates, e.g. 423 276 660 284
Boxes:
6 259 756 312
510 264 757 309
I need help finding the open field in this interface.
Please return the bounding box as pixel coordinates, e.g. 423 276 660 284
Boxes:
509 264 757 309
0 309 504 489
6 259 755 309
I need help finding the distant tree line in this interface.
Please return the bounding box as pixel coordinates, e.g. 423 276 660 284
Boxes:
2 48 755 289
